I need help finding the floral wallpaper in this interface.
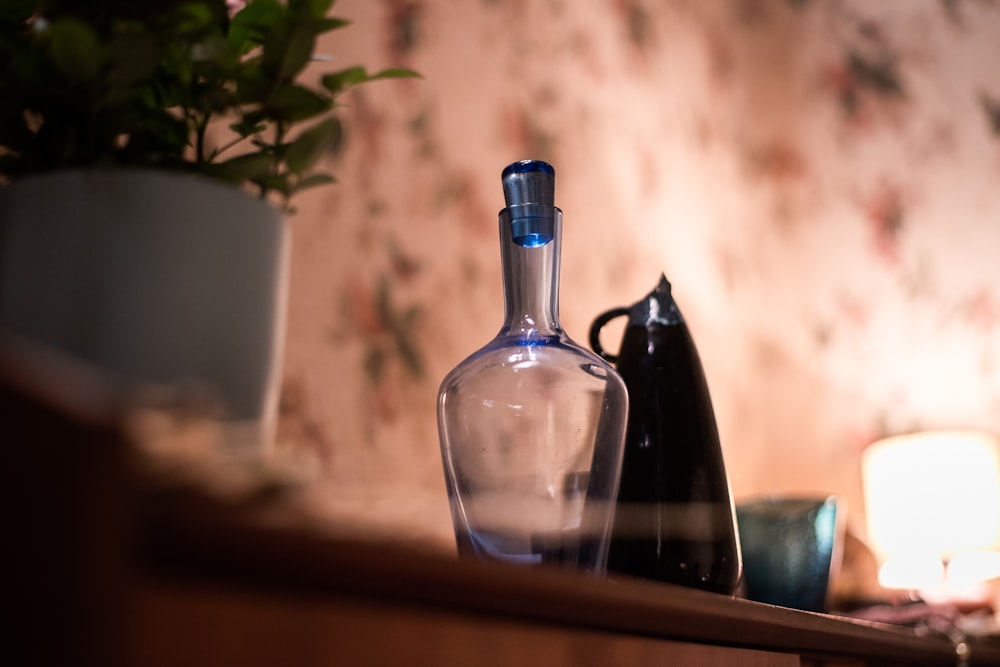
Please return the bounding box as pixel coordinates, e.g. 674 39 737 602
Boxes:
277 0 1000 551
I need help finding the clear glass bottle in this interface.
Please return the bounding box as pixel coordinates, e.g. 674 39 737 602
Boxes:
437 160 628 573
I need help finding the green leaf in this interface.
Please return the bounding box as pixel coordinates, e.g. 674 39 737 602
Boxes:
193 83 237 113
189 34 235 65
107 30 162 93
321 66 420 95
208 151 274 183
284 118 340 173
233 0 286 28
46 18 101 82
369 67 421 81
229 0 283 51
121 110 190 160
321 66 368 94
293 172 335 192
316 17 350 34
264 84 331 122
259 172 292 196
172 2 217 36
235 64 270 102
263 21 316 82
230 117 267 138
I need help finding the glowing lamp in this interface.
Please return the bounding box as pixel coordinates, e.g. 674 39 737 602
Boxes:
861 430 1000 598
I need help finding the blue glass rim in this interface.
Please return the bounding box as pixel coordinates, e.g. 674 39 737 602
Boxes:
500 203 561 248
502 160 555 179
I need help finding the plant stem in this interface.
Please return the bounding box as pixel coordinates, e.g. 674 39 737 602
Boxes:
261 120 287 199
209 134 248 161
195 112 210 165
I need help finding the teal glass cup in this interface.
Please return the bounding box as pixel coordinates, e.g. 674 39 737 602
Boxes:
736 496 841 612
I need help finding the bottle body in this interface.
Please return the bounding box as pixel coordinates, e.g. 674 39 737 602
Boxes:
437 161 628 573
438 333 626 569
590 276 741 594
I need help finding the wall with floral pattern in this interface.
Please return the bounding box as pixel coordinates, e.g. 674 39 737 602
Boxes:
277 0 1000 551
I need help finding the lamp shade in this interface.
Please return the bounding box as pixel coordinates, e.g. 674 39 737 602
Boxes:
861 430 1000 591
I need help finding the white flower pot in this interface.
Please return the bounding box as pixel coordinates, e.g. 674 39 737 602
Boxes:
0 170 290 447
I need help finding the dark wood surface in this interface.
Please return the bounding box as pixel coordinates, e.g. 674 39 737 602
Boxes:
137 493 1000 666
3 333 999 666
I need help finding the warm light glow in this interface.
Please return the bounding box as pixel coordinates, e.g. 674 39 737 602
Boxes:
862 430 1000 592
877 554 945 591
948 551 1000 589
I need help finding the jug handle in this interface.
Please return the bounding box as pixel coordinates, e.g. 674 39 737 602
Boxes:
588 307 630 363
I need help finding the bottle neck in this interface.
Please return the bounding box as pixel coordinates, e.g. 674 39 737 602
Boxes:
498 206 563 340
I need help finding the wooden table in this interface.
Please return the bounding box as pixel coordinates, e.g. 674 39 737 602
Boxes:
3 335 999 667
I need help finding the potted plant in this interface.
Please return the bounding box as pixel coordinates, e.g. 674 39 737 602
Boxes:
0 0 415 445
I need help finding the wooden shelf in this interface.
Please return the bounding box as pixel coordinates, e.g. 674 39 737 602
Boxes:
3 334 1000 666
132 492 999 666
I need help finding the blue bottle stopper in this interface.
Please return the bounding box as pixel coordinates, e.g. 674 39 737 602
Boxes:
502 160 556 248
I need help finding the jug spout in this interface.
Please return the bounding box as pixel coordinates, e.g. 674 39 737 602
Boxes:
634 273 683 328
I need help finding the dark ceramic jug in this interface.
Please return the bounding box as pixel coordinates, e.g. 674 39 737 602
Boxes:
589 274 742 595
